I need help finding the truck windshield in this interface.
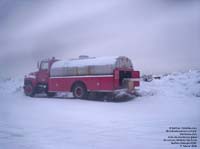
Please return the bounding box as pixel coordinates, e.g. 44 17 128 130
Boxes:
40 62 48 70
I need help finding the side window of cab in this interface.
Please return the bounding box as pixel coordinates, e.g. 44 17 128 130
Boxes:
40 62 49 70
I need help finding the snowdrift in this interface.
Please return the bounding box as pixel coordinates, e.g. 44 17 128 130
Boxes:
139 70 200 98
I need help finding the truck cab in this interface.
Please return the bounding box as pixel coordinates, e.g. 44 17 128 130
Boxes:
23 57 57 97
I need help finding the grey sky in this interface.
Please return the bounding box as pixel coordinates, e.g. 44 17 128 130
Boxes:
0 0 199 77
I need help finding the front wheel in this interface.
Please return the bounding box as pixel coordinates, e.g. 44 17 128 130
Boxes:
73 83 88 99
24 84 35 97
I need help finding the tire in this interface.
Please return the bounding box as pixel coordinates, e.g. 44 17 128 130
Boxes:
72 83 88 99
24 84 35 97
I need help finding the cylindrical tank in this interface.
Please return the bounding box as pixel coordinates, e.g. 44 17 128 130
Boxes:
50 56 133 77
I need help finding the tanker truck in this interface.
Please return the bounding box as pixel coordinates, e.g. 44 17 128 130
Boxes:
23 56 140 99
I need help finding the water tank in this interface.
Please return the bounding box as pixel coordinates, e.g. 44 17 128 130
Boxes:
50 56 133 77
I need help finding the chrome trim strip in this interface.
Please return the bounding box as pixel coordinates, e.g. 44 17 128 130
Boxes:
50 75 114 79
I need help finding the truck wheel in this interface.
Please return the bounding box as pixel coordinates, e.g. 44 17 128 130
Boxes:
73 83 88 99
24 84 35 97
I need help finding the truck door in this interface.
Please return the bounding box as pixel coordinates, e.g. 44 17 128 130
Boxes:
37 61 49 83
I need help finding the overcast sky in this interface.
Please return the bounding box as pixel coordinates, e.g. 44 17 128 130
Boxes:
0 0 199 77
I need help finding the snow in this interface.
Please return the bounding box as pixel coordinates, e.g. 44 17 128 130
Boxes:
0 77 23 94
0 70 200 149
139 70 200 98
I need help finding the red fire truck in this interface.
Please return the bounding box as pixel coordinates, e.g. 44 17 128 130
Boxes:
24 56 140 99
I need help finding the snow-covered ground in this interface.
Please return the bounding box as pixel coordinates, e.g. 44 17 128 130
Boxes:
0 70 200 149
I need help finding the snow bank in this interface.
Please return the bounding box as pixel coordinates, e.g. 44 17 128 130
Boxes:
0 77 23 95
138 69 200 98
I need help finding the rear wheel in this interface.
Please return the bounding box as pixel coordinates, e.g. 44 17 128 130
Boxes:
24 84 35 97
72 83 88 99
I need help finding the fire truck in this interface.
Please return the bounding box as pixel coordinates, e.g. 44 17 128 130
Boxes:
23 56 140 99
